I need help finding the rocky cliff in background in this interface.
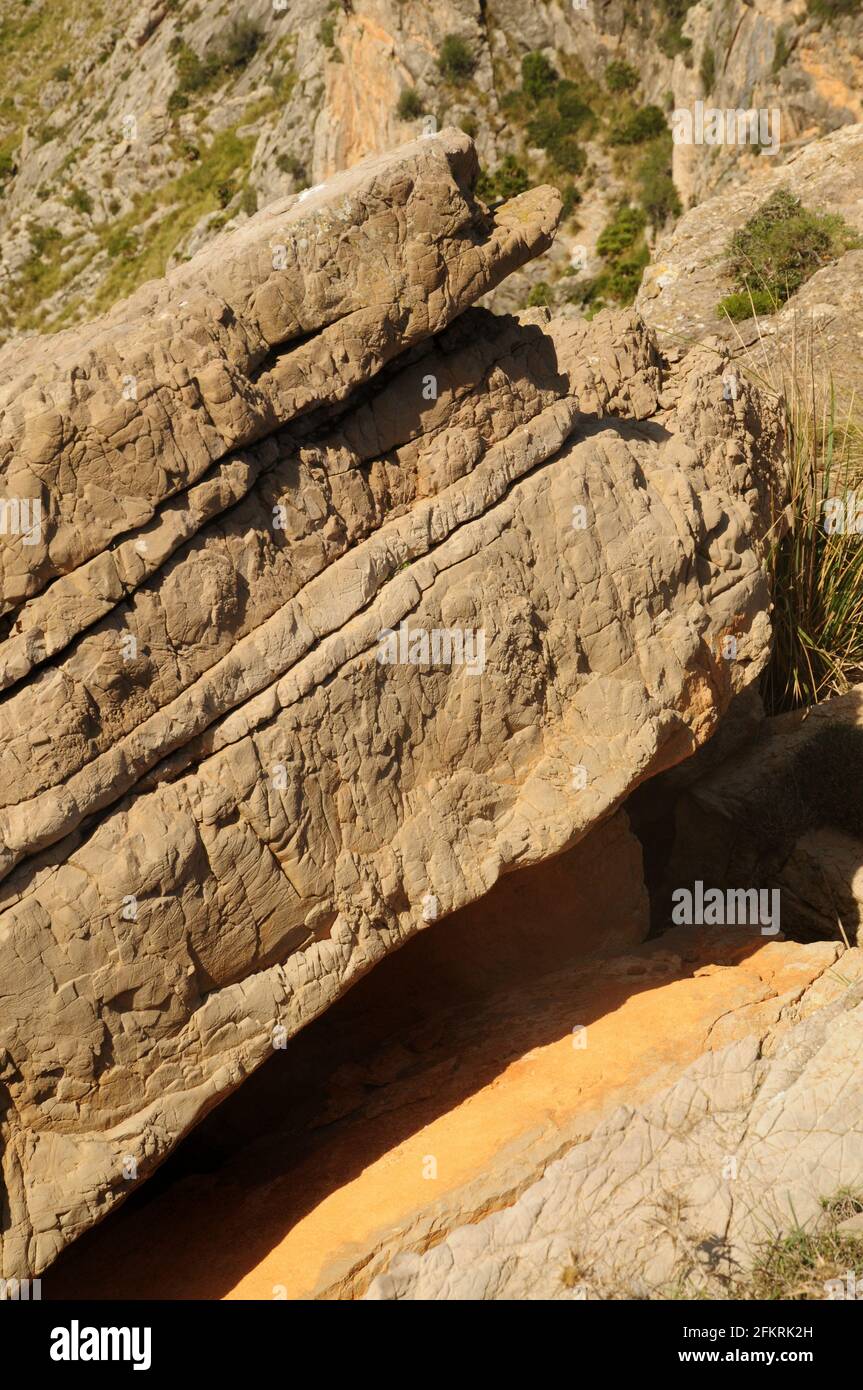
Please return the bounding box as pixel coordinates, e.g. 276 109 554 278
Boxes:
0 129 786 1279
1 0 861 339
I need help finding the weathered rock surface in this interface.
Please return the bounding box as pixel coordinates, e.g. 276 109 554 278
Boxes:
665 685 863 946
0 131 785 1279
43 925 858 1300
365 935 863 1300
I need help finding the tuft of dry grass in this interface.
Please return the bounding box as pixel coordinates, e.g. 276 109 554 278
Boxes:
747 1192 863 1300
720 314 863 714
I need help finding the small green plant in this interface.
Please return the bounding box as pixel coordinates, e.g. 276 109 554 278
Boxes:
276 151 307 184
559 182 580 220
220 17 264 69
215 179 236 209
52 64 72 82
526 281 553 308
699 43 716 93
240 185 258 217
656 0 697 58
170 19 264 106
0 149 16 184
605 60 639 94
578 203 650 309
319 16 336 48
596 203 646 259
396 88 423 121
65 186 93 216
29 224 62 257
772 25 792 74
438 34 476 83
636 138 681 225
716 288 777 321
521 51 557 103
476 156 529 203
525 78 592 175
105 228 138 259
716 187 861 318
806 0 858 19
609 104 667 146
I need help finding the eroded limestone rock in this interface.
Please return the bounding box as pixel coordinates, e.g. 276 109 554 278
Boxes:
0 132 784 1278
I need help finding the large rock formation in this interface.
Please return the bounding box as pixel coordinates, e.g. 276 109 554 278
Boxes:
0 130 785 1279
43 925 863 1300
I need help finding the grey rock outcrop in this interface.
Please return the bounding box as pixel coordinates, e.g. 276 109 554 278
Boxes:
366 942 863 1300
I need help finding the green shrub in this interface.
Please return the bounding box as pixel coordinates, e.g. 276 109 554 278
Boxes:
636 138 681 225
521 51 557 103
526 281 553 307
29 225 62 257
276 152 307 183
476 155 529 203
171 20 264 104
53 64 72 82
719 187 861 312
174 41 211 93
656 0 697 57
603 244 650 302
525 81 592 174
0 150 16 183
699 43 716 93
215 179 235 208
106 228 138 259
548 133 586 174
596 203 646 259
438 34 476 83
605 60 639 94
716 288 777 321
396 88 423 121
65 186 93 215
319 16 336 48
806 0 858 19
220 18 264 69
559 182 580 220
592 203 650 306
772 25 792 74
554 81 593 133
240 185 258 217
609 104 667 146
